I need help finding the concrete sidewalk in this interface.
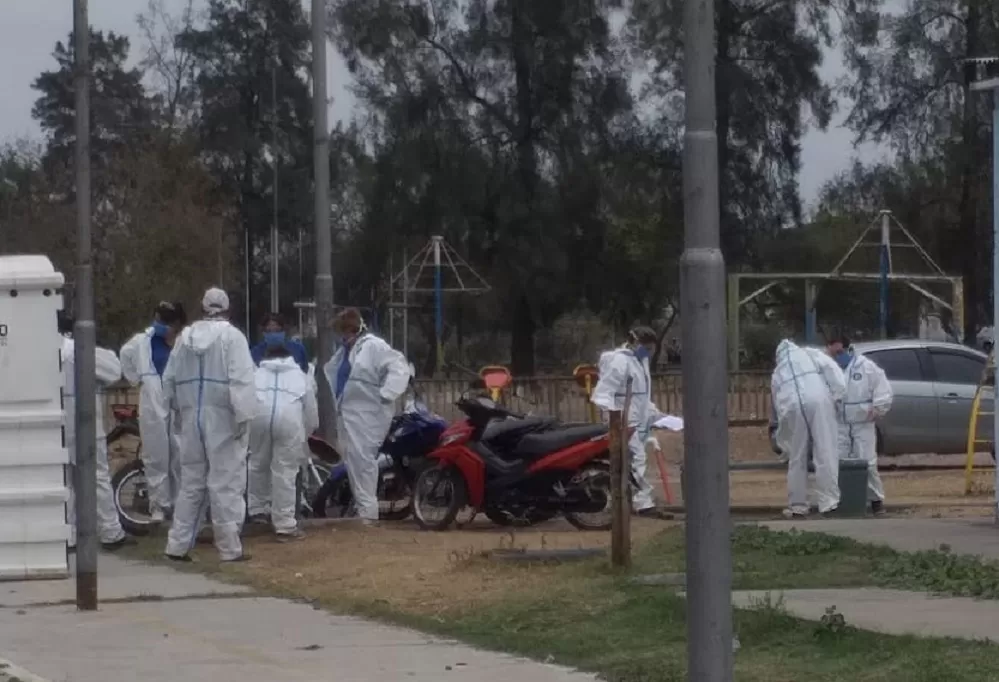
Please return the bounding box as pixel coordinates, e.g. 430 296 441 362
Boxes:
0 555 595 682
733 588 999 641
762 517 999 560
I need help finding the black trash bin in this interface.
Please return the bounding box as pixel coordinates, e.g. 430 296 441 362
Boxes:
837 458 870 517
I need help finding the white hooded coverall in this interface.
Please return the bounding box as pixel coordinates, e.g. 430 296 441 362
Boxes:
247 357 320 533
838 353 893 502
592 347 662 512
120 328 181 517
323 333 411 521
771 340 847 515
163 320 258 560
62 337 127 546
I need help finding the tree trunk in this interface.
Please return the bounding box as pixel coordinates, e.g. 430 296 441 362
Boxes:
509 0 539 375
510 294 536 375
959 0 981 341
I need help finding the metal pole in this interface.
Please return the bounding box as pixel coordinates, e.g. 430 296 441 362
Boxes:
433 236 443 373
992 91 999 523
804 279 817 344
73 0 98 612
879 210 890 339
312 0 334 443
402 248 409 357
388 252 395 347
244 228 251 333
271 64 280 315
680 0 733 678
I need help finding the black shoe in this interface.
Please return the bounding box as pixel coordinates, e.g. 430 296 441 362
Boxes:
247 514 269 525
101 536 136 552
634 508 674 520
871 500 886 516
165 553 193 563
818 506 839 519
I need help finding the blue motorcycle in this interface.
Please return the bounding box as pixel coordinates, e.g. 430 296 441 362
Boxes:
311 402 447 520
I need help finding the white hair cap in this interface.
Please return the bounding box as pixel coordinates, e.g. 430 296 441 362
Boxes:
202 287 230 315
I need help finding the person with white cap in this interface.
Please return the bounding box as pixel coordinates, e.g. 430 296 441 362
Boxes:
163 288 258 562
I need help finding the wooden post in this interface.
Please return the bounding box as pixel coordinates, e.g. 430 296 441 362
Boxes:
610 377 633 568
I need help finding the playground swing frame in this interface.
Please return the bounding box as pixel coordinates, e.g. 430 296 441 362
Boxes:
728 272 964 371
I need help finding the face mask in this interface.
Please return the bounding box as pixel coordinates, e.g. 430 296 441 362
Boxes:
152 322 169 339
835 351 852 370
264 331 286 348
634 346 650 361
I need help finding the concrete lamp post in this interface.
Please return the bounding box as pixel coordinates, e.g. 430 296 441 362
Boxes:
967 56 999 522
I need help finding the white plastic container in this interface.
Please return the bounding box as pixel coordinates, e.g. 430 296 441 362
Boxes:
0 255 69 580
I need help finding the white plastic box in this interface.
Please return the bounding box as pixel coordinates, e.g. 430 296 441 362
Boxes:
0 255 69 580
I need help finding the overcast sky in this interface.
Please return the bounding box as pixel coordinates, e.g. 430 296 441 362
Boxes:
0 0 888 207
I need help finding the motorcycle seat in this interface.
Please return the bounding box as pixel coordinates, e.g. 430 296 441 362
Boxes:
481 416 555 442
513 424 608 459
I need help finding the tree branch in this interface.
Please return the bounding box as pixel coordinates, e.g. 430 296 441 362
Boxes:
421 35 516 133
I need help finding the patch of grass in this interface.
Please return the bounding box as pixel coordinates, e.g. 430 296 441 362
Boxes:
635 525 999 599
398 573 999 682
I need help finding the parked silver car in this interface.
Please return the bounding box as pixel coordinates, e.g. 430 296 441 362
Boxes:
768 340 993 456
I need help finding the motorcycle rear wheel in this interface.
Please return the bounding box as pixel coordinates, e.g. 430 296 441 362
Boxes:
563 462 613 531
413 465 467 531
111 459 153 536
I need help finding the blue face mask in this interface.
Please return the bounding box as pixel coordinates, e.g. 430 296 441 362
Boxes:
152 322 169 339
834 351 852 370
634 346 650 361
264 331 286 348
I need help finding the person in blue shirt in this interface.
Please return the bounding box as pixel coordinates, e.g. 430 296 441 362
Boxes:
250 313 309 373
119 301 188 523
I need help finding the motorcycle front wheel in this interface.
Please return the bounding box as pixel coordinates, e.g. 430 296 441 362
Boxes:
563 462 614 531
412 465 467 531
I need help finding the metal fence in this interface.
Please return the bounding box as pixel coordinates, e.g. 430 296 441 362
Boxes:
102 371 772 428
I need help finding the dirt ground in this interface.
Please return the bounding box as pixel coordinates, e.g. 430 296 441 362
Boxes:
652 426 995 519
197 517 668 617
141 424 992 619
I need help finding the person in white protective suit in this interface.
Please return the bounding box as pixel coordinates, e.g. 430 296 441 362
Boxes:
771 339 847 518
323 307 411 524
826 335 893 516
592 327 668 518
163 288 258 562
59 312 131 550
247 346 319 540
119 301 188 524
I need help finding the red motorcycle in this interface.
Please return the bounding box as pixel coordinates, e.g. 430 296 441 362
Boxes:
412 395 614 530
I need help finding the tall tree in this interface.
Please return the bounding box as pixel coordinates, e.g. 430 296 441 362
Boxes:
841 0 999 338
334 0 634 373
177 0 314 325
31 30 155 194
628 0 879 264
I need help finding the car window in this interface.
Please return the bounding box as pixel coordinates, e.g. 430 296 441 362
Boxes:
930 352 984 385
863 349 923 381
